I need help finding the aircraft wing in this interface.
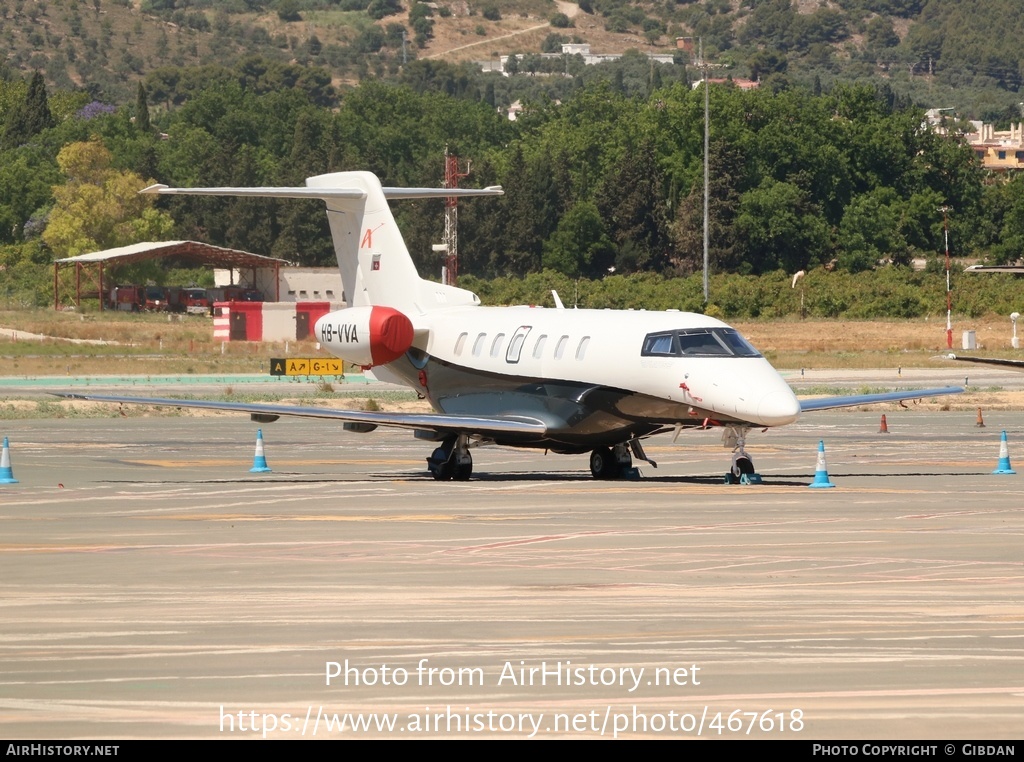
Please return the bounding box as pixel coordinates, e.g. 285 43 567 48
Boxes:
944 353 1024 371
53 393 547 437
798 386 963 412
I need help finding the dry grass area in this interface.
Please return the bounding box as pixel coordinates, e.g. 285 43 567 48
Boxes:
0 309 328 377
735 317 1018 358
421 2 666 65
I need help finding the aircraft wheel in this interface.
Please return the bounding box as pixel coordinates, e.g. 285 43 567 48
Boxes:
590 447 616 479
726 455 756 485
428 446 454 481
732 455 755 477
453 461 473 481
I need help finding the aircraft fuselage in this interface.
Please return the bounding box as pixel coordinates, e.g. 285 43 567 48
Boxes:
319 305 801 452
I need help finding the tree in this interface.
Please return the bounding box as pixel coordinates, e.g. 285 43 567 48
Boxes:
734 179 831 273
368 0 402 19
2 71 55 148
839 188 907 270
542 201 615 278
277 0 301 22
990 175 1024 264
135 81 151 133
594 141 672 273
477 145 562 277
42 139 174 257
672 137 748 274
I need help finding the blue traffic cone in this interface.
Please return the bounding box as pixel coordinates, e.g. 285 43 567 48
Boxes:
0 436 19 484
808 440 836 488
992 430 1016 475
249 429 272 473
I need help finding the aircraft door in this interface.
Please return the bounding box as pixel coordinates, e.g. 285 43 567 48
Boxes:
506 326 532 364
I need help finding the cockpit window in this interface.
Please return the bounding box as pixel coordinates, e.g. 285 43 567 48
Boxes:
677 330 731 356
642 332 677 356
715 329 761 357
641 328 761 358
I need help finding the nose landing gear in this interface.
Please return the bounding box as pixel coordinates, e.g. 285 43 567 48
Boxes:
722 426 762 485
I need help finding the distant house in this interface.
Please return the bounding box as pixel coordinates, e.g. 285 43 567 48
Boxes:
492 44 675 76
691 77 759 91
965 122 1024 171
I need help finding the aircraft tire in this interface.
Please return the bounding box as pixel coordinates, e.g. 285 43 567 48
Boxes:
732 456 755 477
453 461 473 481
590 447 616 479
428 446 454 481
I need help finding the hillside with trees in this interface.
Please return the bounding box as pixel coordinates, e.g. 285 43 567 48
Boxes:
2 0 1024 120
2 53 1023 318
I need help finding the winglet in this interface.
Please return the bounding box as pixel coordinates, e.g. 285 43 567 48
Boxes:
139 184 168 195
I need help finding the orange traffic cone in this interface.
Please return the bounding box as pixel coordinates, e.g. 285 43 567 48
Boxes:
878 414 889 434
976 407 986 428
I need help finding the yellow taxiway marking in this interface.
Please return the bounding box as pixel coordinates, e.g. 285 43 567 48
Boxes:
123 459 422 467
545 485 939 495
152 513 537 523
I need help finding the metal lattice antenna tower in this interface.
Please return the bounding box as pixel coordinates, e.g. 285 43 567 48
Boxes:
443 147 471 286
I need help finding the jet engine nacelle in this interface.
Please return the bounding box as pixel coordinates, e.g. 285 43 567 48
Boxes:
314 306 414 367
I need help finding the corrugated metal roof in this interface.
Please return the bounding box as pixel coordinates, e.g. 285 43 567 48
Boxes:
54 241 290 267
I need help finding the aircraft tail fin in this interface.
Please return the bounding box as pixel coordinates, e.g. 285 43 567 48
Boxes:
142 171 503 315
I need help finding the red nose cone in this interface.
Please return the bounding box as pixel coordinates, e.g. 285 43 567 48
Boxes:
368 306 414 365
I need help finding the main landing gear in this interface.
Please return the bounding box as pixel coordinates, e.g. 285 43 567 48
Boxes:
589 440 655 480
426 434 473 481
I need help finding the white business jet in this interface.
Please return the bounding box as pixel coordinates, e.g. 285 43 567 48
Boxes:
62 171 961 482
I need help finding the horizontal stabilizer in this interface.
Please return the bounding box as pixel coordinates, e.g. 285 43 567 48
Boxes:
140 184 366 199
53 393 546 438
799 386 963 412
140 184 503 200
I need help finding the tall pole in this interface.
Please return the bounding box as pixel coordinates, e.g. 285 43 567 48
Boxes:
941 206 952 349
702 37 710 305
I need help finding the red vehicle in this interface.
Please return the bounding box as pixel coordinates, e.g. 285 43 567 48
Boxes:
180 288 210 315
143 286 169 312
109 285 144 312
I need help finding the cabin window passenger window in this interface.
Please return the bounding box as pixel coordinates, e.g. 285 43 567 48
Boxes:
490 333 506 357
533 335 548 359
576 336 591 361
554 335 569 360
454 332 468 355
472 333 486 356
